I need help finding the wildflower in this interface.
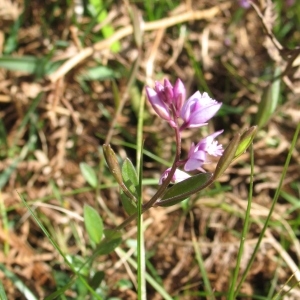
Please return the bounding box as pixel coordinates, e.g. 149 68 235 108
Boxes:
184 130 224 172
173 78 186 117
145 85 172 123
180 92 222 130
146 78 186 126
159 168 191 185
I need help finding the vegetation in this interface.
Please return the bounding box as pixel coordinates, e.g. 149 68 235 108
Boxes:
0 0 299 299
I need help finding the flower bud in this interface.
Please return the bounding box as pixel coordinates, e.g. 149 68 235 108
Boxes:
103 144 123 186
145 86 171 121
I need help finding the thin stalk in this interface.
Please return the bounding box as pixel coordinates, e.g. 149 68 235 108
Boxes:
142 124 182 210
228 144 254 299
234 123 300 297
136 88 146 299
190 212 215 300
116 123 182 231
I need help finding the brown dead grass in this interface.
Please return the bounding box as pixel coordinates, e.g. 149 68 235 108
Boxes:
0 0 300 299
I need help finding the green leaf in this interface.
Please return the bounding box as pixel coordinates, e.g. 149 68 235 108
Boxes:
103 229 122 240
120 190 137 215
120 158 138 214
76 66 120 81
0 280 8 300
80 162 98 188
66 255 90 276
90 271 105 289
0 56 62 77
84 205 103 244
234 126 257 160
157 172 213 207
255 67 281 128
88 0 121 52
95 237 122 256
0 263 37 300
213 133 241 180
122 158 138 191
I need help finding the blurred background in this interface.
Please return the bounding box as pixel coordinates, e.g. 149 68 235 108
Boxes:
0 0 299 299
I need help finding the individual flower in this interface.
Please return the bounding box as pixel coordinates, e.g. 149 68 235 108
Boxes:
184 130 224 172
159 168 191 185
145 85 172 123
145 78 186 126
180 92 222 130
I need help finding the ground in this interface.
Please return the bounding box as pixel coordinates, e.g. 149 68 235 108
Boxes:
0 0 300 299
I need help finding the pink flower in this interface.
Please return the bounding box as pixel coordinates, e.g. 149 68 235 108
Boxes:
159 168 191 185
173 79 186 117
180 92 222 130
184 130 224 172
145 79 186 126
145 85 172 123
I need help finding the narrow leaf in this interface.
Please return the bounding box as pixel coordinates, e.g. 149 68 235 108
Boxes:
213 133 241 180
104 229 122 240
90 271 105 289
234 126 257 160
255 67 281 128
122 158 138 187
0 56 61 76
80 162 97 188
120 190 137 215
122 158 138 200
157 172 213 207
84 205 103 244
95 237 122 256
77 66 120 81
0 280 8 300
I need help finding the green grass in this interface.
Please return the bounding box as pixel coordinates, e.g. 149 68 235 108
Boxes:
0 0 300 299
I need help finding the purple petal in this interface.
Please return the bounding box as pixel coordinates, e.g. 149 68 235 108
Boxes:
173 79 186 115
188 102 222 127
184 158 204 172
146 86 171 121
164 79 174 104
159 168 190 184
180 91 202 122
196 130 224 148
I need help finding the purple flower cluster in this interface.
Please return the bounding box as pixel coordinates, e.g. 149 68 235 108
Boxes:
146 79 222 131
146 78 223 184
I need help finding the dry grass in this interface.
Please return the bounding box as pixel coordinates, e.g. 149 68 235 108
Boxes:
0 0 299 299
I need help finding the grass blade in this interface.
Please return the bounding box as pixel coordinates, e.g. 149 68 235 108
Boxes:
234 123 300 296
0 264 37 300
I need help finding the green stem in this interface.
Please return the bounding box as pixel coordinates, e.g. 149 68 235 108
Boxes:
234 123 300 297
115 125 182 231
228 144 254 299
137 87 146 299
